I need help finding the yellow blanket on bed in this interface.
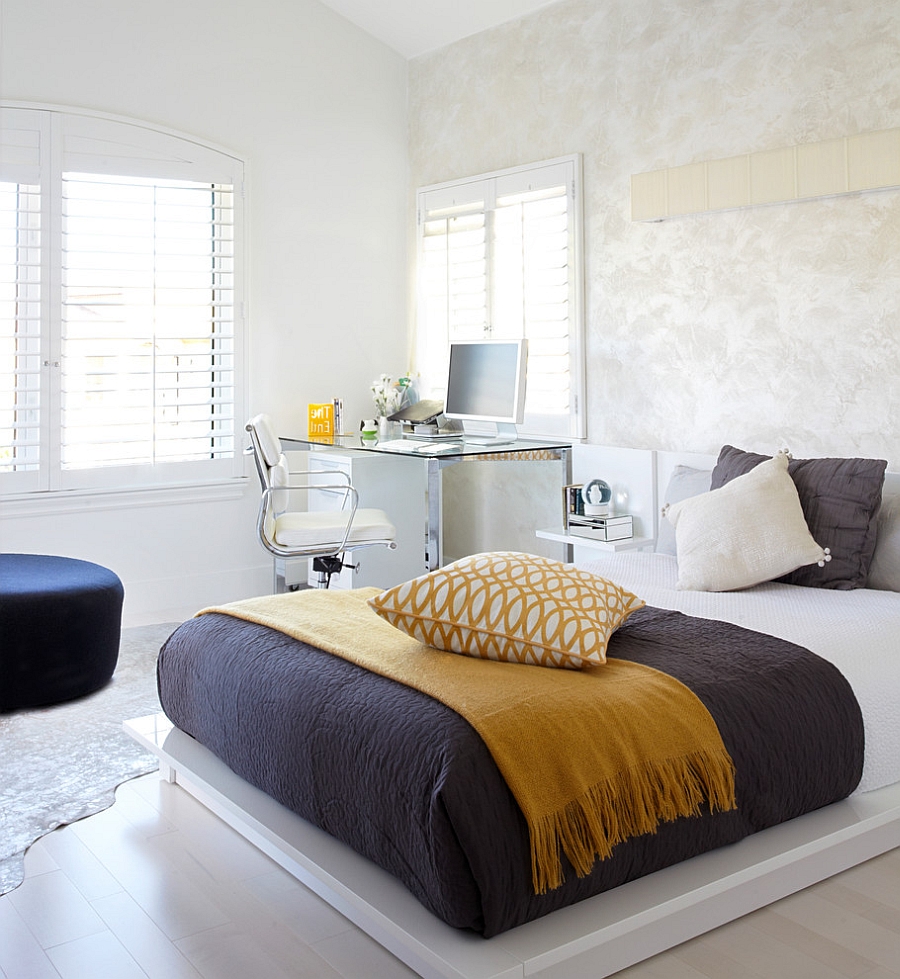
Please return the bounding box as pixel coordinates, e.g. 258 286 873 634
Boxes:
198 588 736 893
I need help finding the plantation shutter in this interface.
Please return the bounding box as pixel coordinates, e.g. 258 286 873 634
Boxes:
56 114 242 488
417 155 584 440
60 173 235 474
492 164 573 426
0 107 45 493
418 181 488 396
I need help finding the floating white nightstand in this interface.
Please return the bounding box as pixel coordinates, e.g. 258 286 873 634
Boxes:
535 527 656 552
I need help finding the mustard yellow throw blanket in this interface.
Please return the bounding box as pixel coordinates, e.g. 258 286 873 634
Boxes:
199 588 736 893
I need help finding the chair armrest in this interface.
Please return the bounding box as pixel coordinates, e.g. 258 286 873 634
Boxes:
263 482 358 508
257 484 361 557
287 468 351 485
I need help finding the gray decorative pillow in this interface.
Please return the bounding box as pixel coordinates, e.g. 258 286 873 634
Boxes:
711 445 887 589
655 466 712 556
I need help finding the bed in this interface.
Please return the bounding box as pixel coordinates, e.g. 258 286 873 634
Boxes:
129 446 900 979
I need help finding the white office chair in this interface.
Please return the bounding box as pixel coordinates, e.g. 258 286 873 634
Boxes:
246 414 397 590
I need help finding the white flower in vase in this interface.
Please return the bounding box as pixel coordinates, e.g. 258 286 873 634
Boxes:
371 373 408 418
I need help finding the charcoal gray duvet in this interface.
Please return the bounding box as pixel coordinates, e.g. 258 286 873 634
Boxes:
157 604 863 937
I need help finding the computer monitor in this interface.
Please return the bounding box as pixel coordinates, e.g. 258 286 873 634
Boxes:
443 339 528 445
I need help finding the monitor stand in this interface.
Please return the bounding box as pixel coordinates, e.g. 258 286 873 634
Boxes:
462 422 519 446
404 424 464 441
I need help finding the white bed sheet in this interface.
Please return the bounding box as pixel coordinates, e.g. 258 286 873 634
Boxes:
583 552 900 794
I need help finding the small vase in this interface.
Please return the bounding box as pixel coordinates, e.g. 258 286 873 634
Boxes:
378 416 398 441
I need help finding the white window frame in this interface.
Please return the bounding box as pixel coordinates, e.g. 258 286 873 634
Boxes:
416 154 585 440
0 102 247 500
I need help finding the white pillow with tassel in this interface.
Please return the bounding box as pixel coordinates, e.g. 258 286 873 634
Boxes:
664 451 831 592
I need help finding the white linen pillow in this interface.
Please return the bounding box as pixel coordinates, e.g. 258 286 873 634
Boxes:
665 452 830 592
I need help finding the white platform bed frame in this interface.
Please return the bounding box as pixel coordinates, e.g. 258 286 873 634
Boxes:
126 713 900 979
127 446 900 978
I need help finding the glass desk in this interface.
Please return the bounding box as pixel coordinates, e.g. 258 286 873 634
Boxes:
282 433 572 572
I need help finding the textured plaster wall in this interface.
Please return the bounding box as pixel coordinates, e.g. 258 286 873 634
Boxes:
409 0 900 468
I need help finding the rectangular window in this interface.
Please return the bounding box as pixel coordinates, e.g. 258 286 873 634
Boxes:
0 105 246 496
417 156 584 439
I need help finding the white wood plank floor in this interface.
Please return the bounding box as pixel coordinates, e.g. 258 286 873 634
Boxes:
1 771 899 979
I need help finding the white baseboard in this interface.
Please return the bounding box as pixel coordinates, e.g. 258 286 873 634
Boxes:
121 564 272 627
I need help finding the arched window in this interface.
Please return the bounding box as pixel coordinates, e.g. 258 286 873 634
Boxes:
0 104 246 495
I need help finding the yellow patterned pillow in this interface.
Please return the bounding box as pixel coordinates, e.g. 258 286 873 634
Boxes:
368 551 645 668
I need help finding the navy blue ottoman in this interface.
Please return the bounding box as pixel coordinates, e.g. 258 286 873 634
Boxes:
0 554 124 711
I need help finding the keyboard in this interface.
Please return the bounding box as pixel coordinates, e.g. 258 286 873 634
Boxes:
414 442 464 454
371 439 463 455
371 439 420 452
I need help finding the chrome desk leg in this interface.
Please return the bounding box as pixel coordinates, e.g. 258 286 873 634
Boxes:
559 444 574 563
426 457 443 571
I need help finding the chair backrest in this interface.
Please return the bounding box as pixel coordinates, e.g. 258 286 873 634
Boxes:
246 414 289 493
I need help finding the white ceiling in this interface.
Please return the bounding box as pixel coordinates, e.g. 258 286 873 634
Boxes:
317 0 560 59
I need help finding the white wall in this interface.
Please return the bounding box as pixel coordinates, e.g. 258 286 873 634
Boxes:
409 0 900 469
0 0 410 624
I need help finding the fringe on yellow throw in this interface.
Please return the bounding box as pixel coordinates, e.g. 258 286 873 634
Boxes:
198 588 736 894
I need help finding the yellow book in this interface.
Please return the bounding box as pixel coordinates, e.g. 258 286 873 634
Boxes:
307 403 334 442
